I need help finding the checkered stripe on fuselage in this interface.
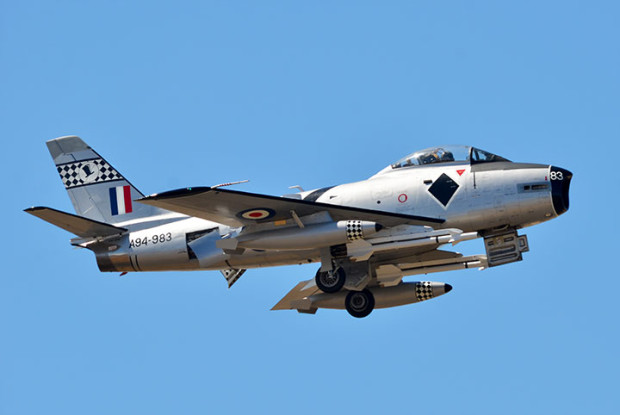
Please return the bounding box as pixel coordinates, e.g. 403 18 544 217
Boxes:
415 281 434 301
56 158 123 189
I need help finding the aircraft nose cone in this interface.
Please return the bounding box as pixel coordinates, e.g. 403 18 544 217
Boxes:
444 283 453 293
550 166 573 216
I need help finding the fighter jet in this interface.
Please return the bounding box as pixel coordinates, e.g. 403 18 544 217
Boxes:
25 136 572 318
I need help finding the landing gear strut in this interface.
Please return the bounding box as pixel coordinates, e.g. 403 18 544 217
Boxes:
315 267 346 293
345 289 375 318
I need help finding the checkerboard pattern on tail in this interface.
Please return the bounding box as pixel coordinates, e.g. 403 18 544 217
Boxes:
346 220 364 241
415 281 434 301
56 158 123 189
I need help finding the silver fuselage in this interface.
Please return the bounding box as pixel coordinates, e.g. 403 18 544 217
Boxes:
94 161 568 273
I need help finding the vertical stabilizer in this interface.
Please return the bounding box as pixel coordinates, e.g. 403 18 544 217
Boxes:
47 136 165 224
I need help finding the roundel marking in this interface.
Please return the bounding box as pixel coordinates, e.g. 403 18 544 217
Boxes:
238 208 276 221
398 194 408 203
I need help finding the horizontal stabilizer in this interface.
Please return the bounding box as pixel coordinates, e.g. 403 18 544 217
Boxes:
24 206 127 238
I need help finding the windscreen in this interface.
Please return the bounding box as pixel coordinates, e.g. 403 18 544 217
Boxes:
391 145 509 170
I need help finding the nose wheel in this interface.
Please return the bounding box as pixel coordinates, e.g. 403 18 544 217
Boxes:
345 289 375 318
315 267 346 293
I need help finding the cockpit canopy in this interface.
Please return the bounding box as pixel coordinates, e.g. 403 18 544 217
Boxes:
390 145 509 170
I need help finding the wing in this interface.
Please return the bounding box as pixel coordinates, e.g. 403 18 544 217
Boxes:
137 187 444 228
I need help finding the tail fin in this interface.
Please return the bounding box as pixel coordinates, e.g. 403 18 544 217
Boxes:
47 136 164 224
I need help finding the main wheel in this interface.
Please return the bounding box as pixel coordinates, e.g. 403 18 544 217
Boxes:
315 267 346 293
345 289 375 318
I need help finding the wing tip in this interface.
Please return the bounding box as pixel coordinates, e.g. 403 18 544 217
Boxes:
24 206 53 214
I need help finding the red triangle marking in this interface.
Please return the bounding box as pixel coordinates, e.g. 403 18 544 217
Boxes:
457 169 465 176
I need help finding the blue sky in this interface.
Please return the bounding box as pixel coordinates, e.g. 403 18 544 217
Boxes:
1 1 619 414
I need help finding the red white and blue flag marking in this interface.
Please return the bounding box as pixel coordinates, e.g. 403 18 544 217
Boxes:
109 185 133 215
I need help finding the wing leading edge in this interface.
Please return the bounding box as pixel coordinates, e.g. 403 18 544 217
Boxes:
137 187 445 228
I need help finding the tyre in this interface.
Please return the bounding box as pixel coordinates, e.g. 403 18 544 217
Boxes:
315 267 346 293
345 289 375 318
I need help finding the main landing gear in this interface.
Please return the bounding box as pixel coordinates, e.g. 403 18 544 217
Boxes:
315 267 346 293
345 289 375 318
315 265 376 318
